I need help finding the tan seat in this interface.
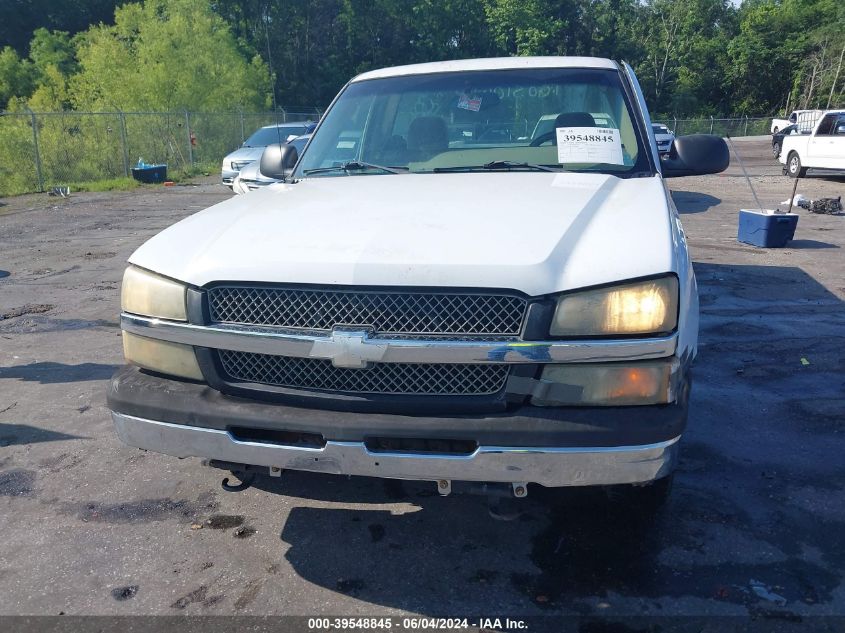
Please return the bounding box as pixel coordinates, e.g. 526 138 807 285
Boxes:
554 112 596 128
407 116 448 160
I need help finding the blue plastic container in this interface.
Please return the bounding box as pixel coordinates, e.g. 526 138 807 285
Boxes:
131 164 167 183
737 209 799 248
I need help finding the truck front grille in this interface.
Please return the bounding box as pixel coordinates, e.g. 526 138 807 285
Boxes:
218 350 509 396
207 286 527 337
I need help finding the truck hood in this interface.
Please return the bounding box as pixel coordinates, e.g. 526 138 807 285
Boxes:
129 172 677 297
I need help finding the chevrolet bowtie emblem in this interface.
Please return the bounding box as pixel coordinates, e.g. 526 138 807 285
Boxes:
310 328 387 369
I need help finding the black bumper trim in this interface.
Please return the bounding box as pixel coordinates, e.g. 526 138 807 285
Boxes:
107 365 688 448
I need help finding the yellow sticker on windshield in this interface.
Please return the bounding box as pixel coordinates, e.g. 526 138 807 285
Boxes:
556 127 624 165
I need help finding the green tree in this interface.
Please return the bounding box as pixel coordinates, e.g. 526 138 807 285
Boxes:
635 0 735 114
0 0 122 57
483 0 556 55
409 0 494 61
29 28 79 79
0 47 35 109
27 64 73 110
71 0 271 111
727 0 844 114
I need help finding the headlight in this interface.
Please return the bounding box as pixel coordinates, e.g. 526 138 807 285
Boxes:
121 265 187 321
531 360 677 406
551 276 678 337
122 332 203 380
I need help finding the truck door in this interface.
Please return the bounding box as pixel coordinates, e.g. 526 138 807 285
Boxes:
809 114 838 167
829 114 845 169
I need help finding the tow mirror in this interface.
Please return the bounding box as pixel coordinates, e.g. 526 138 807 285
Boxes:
259 143 299 180
661 134 729 178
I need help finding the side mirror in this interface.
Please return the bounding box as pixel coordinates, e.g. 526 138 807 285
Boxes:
259 143 298 180
661 134 729 178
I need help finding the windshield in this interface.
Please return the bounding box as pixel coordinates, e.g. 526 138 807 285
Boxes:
244 125 309 147
295 68 650 178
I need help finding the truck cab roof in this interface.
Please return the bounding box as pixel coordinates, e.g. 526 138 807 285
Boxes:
352 57 617 81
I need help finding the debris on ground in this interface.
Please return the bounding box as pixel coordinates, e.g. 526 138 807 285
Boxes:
205 514 244 530
781 194 842 214
749 579 787 606
0 304 54 320
809 197 841 214
781 194 808 207
110 585 138 601
233 525 256 539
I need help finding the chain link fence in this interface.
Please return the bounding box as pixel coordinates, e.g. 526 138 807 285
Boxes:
2 110 772 197
652 116 771 137
0 108 323 197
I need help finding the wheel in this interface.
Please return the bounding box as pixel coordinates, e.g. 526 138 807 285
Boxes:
787 151 806 178
772 142 781 159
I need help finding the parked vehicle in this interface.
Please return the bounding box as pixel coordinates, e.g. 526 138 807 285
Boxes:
109 57 728 513
779 110 845 177
221 122 316 187
232 135 311 194
771 109 822 134
771 124 802 158
651 123 675 155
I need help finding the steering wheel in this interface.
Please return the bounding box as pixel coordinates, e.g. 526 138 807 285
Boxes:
529 131 556 147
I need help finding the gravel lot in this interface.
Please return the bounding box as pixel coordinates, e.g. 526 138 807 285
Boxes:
1 138 843 622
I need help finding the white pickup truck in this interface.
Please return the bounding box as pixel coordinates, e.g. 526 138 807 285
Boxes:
108 57 728 512
771 109 822 134
780 110 845 177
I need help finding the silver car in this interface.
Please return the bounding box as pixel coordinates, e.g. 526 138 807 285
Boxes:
652 123 676 156
221 122 315 187
232 134 311 195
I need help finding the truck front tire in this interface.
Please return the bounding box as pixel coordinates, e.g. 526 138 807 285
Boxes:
787 152 807 178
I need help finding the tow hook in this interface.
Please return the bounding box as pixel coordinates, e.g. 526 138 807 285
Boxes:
203 459 267 492
221 471 255 492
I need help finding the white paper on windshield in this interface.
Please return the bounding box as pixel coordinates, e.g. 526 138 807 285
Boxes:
556 127 624 165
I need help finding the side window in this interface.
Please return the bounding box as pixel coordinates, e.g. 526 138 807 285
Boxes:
816 115 837 136
834 115 845 135
298 93 372 169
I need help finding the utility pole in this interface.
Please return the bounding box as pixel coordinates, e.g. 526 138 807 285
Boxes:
27 108 44 192
118 109 129 177
185 110 193 167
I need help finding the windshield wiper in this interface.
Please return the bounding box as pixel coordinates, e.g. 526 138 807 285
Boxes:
303 161 408 176
432 161 565 173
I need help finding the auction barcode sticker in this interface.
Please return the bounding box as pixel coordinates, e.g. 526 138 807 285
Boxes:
556 127 624 165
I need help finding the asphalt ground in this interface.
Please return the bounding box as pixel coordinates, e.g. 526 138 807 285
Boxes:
0 137 843 626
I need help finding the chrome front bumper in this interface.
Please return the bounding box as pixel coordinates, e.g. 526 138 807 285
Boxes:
112 412 679 487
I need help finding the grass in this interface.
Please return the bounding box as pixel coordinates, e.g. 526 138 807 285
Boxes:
1 160 221 198
66 177 140 192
